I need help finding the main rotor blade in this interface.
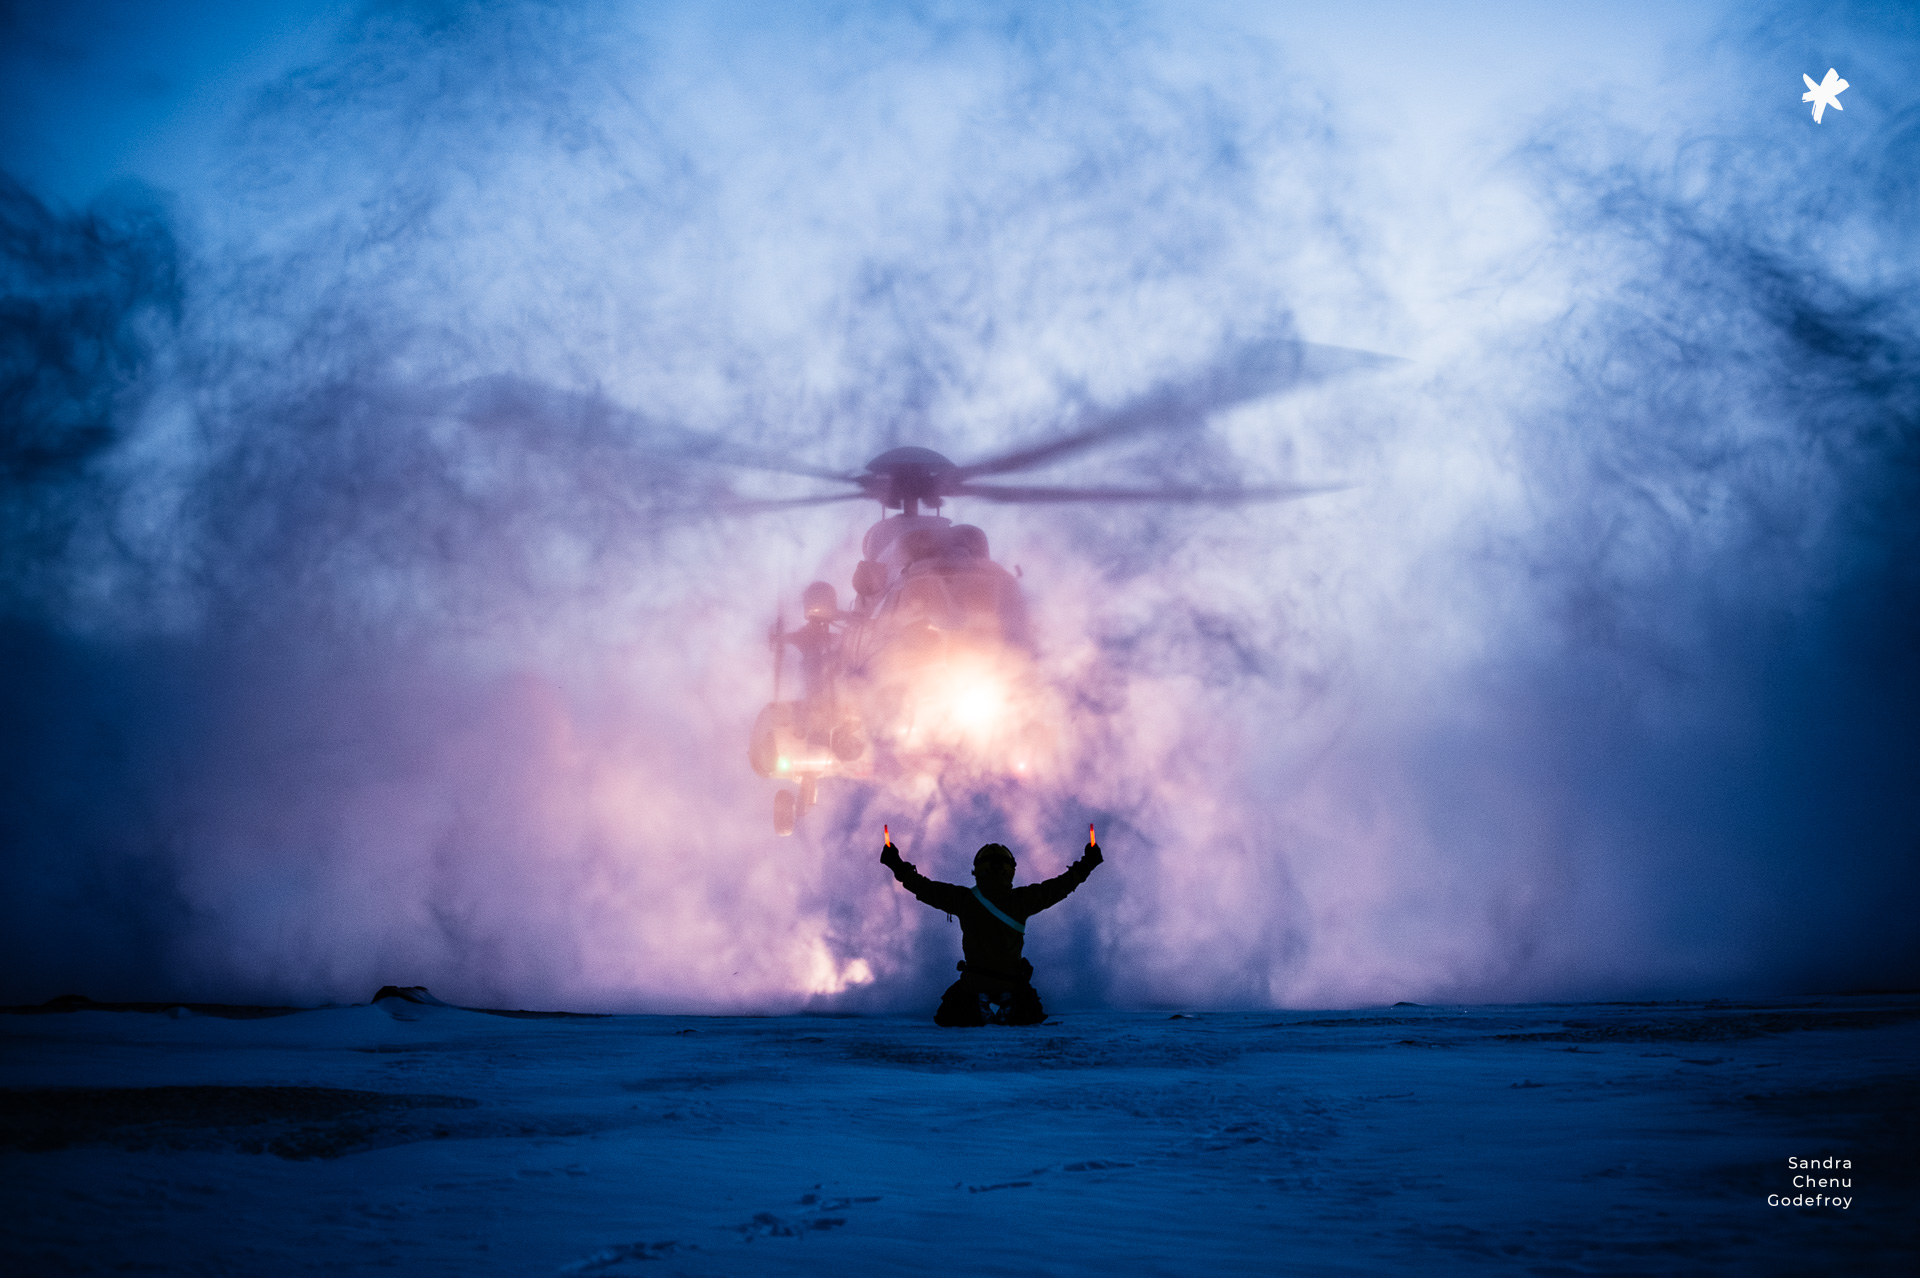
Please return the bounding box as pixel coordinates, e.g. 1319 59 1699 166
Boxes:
949 481 1348 505
954 339 1402 481
449 374 862 483
712 491 872 514
694 446 861 484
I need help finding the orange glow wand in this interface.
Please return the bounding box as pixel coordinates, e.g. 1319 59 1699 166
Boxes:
884 824 892 848
1089 822 1097 847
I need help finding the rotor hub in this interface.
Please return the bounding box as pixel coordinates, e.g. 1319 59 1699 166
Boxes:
864 446 958 513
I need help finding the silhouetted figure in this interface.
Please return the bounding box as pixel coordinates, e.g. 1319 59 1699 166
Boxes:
780 581 847 748
880 836 1103 1026
782 581 845 701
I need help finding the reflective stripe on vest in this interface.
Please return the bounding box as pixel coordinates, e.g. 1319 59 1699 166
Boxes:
971 886 1025 934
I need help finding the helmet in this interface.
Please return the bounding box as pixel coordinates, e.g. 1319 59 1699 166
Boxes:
973 843 1016 872
801 580 838 621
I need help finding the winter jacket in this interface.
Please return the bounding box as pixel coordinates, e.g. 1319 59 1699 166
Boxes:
881 842 1102 980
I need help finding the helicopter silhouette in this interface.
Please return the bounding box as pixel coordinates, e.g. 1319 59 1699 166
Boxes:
729 336 1398 834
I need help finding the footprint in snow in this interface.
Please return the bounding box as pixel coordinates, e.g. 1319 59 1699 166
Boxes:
558 1240 688 1272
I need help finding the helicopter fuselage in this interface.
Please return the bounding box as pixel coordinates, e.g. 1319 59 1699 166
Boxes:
751 512 1049 821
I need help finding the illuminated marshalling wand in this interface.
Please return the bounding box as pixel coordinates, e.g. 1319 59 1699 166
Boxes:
1090 823 1096 847
884 824 892 849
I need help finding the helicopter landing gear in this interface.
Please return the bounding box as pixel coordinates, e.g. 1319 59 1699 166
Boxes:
773 776 820 837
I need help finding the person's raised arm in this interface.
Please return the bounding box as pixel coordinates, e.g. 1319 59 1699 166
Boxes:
1018 826 1104 913
878 826 966 911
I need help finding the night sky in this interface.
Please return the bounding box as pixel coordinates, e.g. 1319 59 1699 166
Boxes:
3 0 1914 1013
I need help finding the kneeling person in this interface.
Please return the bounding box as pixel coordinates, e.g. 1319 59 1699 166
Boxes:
880 831 1103 1026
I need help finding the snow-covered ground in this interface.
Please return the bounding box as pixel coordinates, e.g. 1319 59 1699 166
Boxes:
3 993 1912 1274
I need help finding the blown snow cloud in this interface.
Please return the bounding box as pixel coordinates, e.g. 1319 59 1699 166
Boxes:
1 0 1914 1010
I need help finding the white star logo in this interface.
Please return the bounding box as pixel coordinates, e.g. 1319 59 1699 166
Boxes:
1802 68 1848 123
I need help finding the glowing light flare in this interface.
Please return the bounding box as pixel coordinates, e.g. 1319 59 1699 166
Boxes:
949 673 1007 733
910 655 1014 750
879 645 1061 779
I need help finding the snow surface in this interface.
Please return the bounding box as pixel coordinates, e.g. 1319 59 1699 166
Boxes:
2 995 1913 1274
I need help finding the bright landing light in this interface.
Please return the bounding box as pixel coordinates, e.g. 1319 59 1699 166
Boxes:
898 654 1052 774
947 672 1007 734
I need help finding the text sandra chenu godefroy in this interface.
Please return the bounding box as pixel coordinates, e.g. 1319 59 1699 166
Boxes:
1769 1157 1853 1209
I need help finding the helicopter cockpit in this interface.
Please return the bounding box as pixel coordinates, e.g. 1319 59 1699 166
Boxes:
848 517 1028 644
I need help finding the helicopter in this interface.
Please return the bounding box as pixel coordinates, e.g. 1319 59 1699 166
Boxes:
735 336 1398 834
